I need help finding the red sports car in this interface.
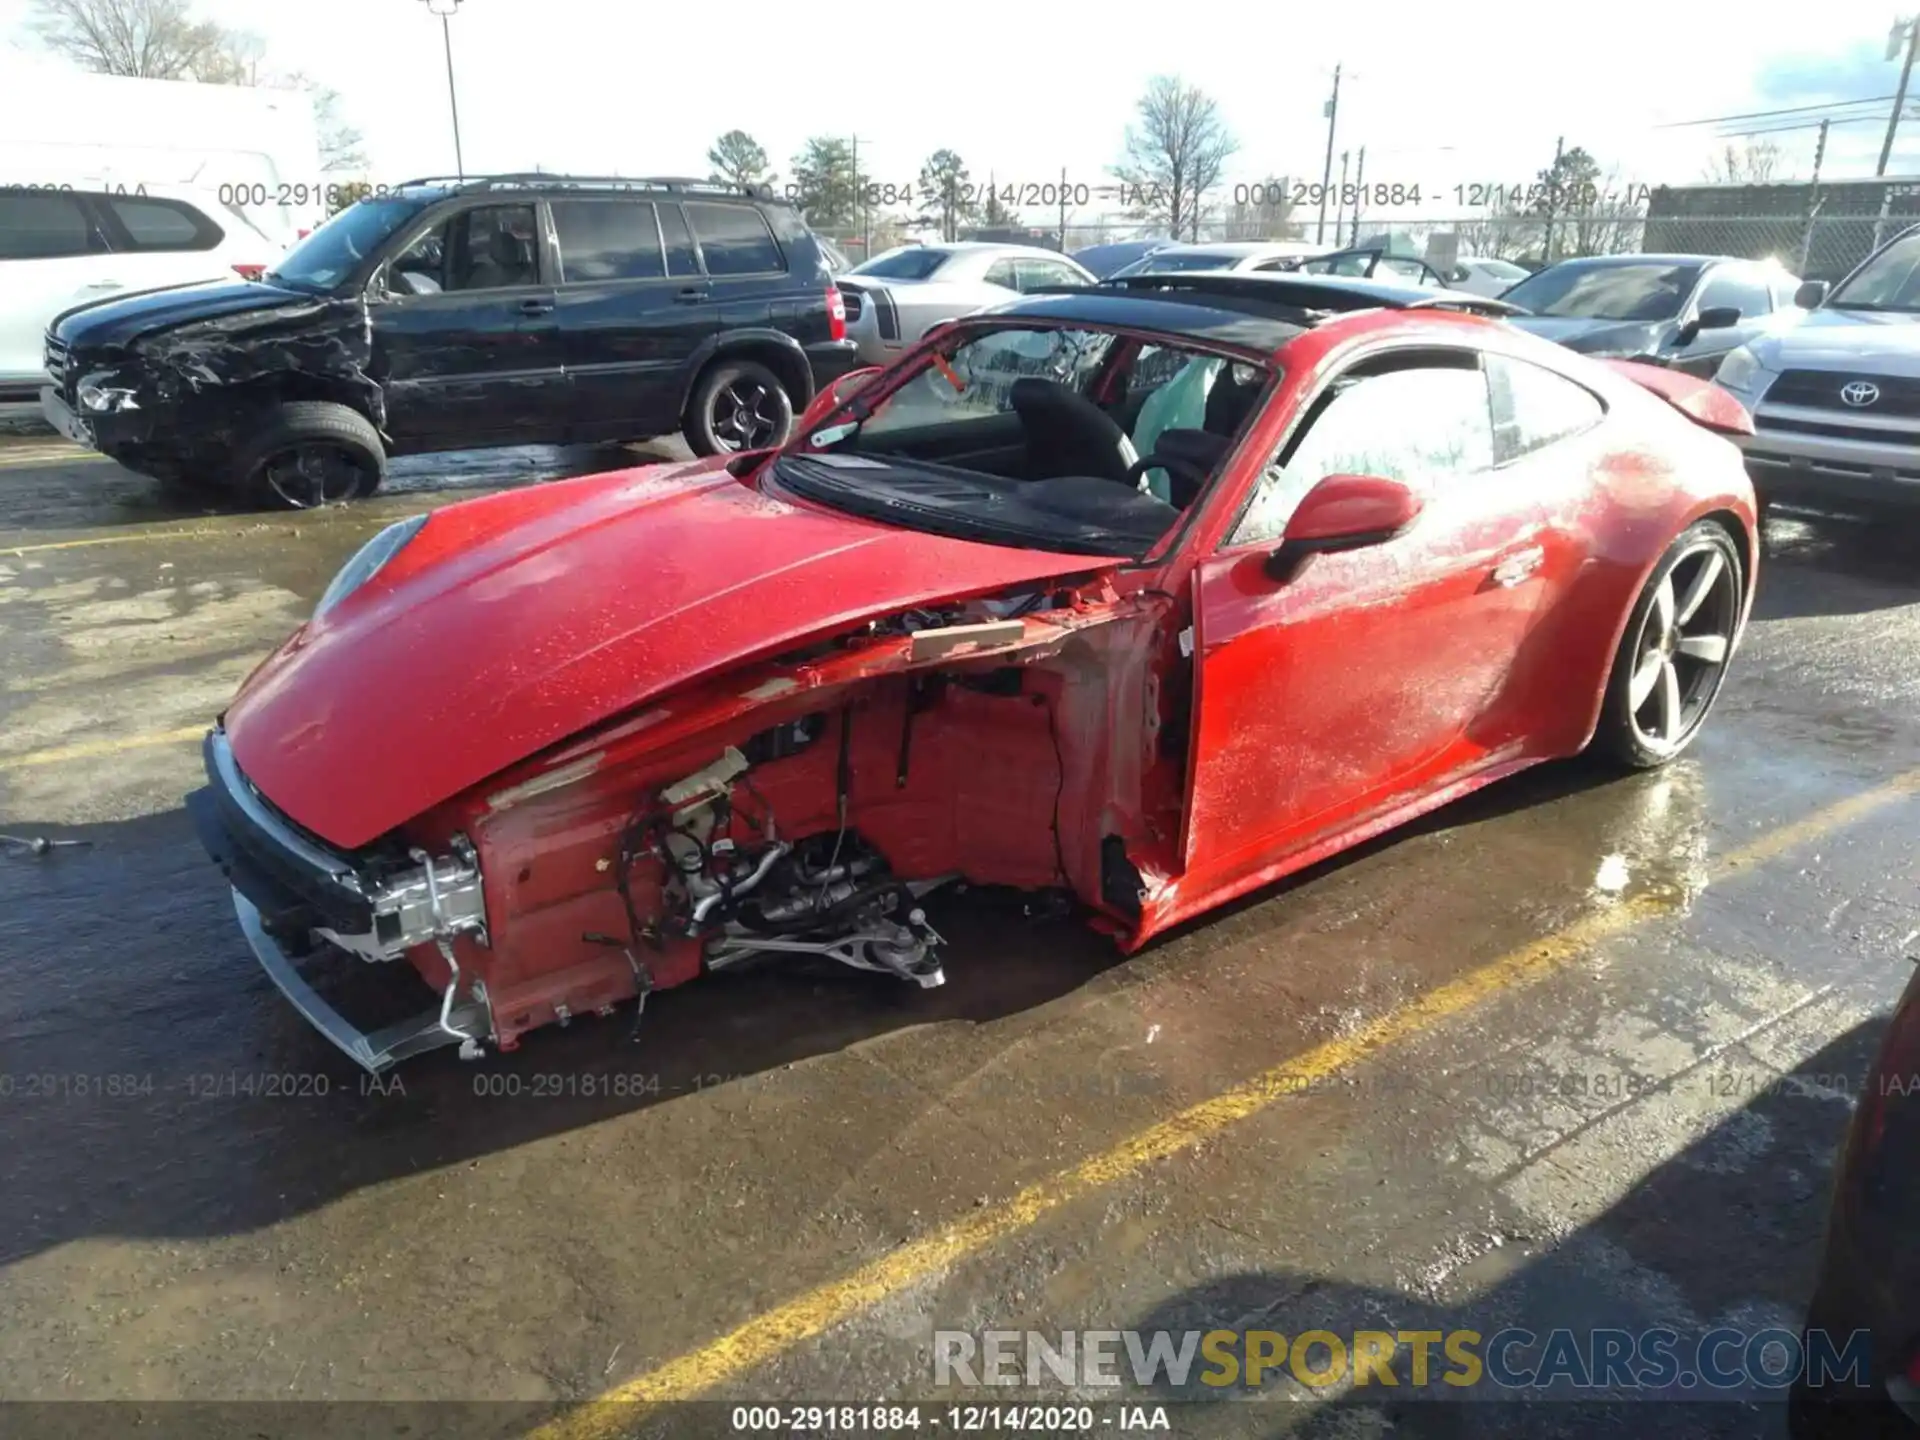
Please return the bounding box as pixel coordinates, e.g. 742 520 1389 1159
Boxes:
187 272 1759 1072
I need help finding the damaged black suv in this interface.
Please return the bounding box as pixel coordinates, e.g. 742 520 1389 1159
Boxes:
40 175 858 508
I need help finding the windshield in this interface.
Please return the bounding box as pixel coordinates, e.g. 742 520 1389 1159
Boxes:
1830 231 1920 311
267 196 427 290
850 247 951 280
1500 260 1702 321
778 324 1273 558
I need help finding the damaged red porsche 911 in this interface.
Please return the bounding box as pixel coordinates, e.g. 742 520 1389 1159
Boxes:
187 271 1759 1072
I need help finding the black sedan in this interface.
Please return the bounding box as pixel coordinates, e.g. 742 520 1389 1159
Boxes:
1500 253 1804 377
1791 959 1920 1438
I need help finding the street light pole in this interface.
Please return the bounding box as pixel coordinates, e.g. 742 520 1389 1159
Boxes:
1880 15 1920 176
422 0 466 180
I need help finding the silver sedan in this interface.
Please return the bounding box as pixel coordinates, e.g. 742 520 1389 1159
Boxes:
835 242 1095 365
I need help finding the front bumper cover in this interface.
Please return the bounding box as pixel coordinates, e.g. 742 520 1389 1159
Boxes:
189 727 495 1073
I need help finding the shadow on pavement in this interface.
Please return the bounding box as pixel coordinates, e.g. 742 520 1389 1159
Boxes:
1757 512 1920 621
1111 1017 1898 1439
0 749 1709 1267
0 804 1122 1266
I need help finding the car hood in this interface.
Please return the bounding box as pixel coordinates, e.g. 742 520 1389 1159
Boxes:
1504 314 1665 354
51 278 316 351
223 458 1119 848
1748 305 1920 375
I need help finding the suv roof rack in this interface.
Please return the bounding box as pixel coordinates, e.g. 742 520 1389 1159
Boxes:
1095 271 1525 318
388 174 784 202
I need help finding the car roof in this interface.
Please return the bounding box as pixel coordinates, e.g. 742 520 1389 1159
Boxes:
980 270 1514 355
984 290 1309 353
1538 253 1737 267
942 242 1077 257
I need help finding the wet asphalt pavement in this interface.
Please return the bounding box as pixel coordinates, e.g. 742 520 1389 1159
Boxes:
0 428 1917 1440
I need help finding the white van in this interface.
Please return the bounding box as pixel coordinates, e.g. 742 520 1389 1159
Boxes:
0 60 324 251
0 62 323 399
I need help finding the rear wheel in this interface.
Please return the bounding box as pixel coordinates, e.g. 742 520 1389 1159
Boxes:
231 402 386 510
684 359 795 457
1593 521 1744 768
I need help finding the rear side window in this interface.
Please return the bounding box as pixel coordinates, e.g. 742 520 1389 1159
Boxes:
107 196 221 251
0 191 98 259
687 202 783 276
551 199 665 282
984 258 1020 289
1017 257 1084 290
657 203 699 277
1695 266 1773 320
1488 355 1605 463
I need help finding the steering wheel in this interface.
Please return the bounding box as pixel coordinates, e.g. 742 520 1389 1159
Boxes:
1125 452 1210 501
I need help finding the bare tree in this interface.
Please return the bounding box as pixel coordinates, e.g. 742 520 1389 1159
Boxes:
1701 137 1784 184
31 0 229 79
1111 75 1238 242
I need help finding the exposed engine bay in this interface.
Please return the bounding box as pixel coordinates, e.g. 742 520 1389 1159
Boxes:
637 744 950 989
194 571 1166 1072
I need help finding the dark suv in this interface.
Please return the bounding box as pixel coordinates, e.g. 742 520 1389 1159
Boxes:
40 175 858 508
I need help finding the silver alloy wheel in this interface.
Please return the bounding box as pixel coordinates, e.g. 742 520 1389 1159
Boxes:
711 378 780 451
1626 540 1740 755
263 444 365 508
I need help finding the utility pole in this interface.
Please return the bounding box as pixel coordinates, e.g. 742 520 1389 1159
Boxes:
1541 134 1565 265
1059 163 1069 251
1317 63 1342 244
1802 117 1830 274
1350 145 1366 244
851 134 868 259
1882 16 1920 176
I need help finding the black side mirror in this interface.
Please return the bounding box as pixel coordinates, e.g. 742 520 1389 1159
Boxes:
1794 279 1829 308
1672 305 1741 347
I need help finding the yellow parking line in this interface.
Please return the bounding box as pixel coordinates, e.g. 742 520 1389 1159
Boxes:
0 725 204 771
2 527 239 555
3 510 422 556
529 766 1920 1435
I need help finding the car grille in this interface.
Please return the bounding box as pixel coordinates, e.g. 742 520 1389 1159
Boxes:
44 335 69 388
836 286 864 322
1765 369 1920 417
1756 415 1920 446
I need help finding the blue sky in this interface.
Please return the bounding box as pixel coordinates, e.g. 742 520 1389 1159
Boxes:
3 0 1920 217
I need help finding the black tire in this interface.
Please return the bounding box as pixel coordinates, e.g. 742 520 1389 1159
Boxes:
231 402 386 510
684 358 795 457
1592 520 1745 769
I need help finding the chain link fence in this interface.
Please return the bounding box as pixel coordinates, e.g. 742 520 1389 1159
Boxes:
819 188 1920 282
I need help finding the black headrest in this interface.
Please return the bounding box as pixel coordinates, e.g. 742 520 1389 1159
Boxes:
490 229 532 268
1150 427 1231 469
1204 369 1261 436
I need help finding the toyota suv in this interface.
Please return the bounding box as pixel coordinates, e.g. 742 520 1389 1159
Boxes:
1713 222 1920 519
40 175 858 508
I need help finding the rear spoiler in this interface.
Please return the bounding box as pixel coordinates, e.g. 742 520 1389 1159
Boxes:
1599 359 1754 437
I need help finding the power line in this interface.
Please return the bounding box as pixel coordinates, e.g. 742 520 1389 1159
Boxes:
1657 94 1899 129
1721 110 1917 139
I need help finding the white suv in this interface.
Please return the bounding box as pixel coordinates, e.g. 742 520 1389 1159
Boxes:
0 184 284 401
